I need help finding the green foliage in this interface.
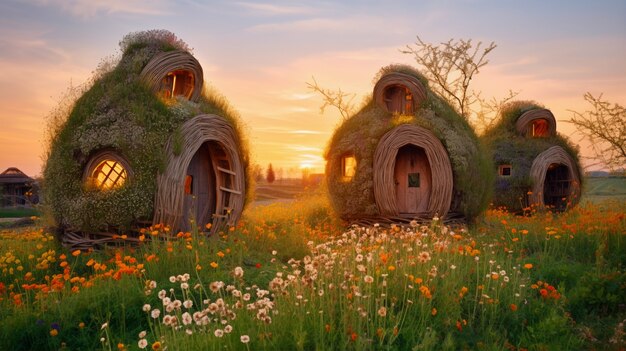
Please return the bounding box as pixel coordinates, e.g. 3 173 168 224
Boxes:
326 65 493 221
0 208 40 219
1 198 625 350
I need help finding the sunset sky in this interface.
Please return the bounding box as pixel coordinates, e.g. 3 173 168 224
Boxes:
0 0 624 178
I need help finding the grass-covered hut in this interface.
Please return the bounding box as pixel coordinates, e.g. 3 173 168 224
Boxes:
482 101 582 213
325 65 493 223
43 30 250 247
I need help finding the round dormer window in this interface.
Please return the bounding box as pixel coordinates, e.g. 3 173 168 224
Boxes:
160 70 195 100
84 151 132 190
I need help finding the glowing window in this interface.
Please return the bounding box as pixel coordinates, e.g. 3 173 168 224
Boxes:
91 160 127 189
530 119 549 137
341 155 357 180
499 165 512 177
383 85 414 114
161 70 195 100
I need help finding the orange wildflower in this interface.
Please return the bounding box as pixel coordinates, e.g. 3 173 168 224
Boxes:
524 263 533 269
71 250 81 257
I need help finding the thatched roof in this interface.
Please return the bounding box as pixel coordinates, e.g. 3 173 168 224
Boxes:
325 64 493 222
482 101 582 212
0 167 33 184
43 30 250 239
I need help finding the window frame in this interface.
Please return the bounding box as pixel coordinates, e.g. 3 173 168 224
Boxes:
83 151 133 191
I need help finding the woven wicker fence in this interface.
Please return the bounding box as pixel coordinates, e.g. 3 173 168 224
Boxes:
140 51 204 102
153 114 245 231
373 124 454 219
529 145 581 207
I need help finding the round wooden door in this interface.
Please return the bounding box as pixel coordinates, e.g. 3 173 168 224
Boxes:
394 144 432 214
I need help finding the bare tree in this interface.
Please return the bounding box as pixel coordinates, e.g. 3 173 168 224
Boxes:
250 163 264 182
306 76 356 120
401 36 496 120
567 93 626 170
474 89 520 134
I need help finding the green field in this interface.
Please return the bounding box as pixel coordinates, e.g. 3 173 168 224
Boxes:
583 177 626 203
0 207 40 219
0 177 624 350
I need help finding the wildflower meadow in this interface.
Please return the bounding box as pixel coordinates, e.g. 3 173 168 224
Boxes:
0 188 624 350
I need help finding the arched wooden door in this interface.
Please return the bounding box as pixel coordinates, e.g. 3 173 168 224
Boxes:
394 144 432 214
543 163 571 211
183 142 216 230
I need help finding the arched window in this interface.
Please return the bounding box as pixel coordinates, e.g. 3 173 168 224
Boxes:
84 151 132 191
530 119 549 137
383 85 414 114
160 70 195 100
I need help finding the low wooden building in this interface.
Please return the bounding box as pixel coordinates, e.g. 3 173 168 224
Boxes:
325 65 493 223
0 167 35 206
482 102 582 212
43 30 250 248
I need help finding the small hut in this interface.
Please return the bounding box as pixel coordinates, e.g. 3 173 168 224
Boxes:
43 30 250 247
482 102 582 212
0 167 36 206
325 65 493 223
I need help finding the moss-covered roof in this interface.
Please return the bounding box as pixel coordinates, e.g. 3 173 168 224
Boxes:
325 65 493 222
43 30 250 232
482 101 582 212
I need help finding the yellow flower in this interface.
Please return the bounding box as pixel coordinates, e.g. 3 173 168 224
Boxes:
50 329 58 336
210 262 218 268
387 265 396 271
217 251 225 258
79 322 85 329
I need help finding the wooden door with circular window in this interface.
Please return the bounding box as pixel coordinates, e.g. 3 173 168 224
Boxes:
394 145 431 214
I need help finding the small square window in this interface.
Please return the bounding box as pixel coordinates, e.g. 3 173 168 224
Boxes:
408 173 420 187
341 154 357 180
499 165 512 177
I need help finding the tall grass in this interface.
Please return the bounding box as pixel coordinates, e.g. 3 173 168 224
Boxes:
0 196 624 350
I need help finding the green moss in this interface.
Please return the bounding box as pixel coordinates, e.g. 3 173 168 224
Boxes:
43 30 250 233
325 65 493 221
